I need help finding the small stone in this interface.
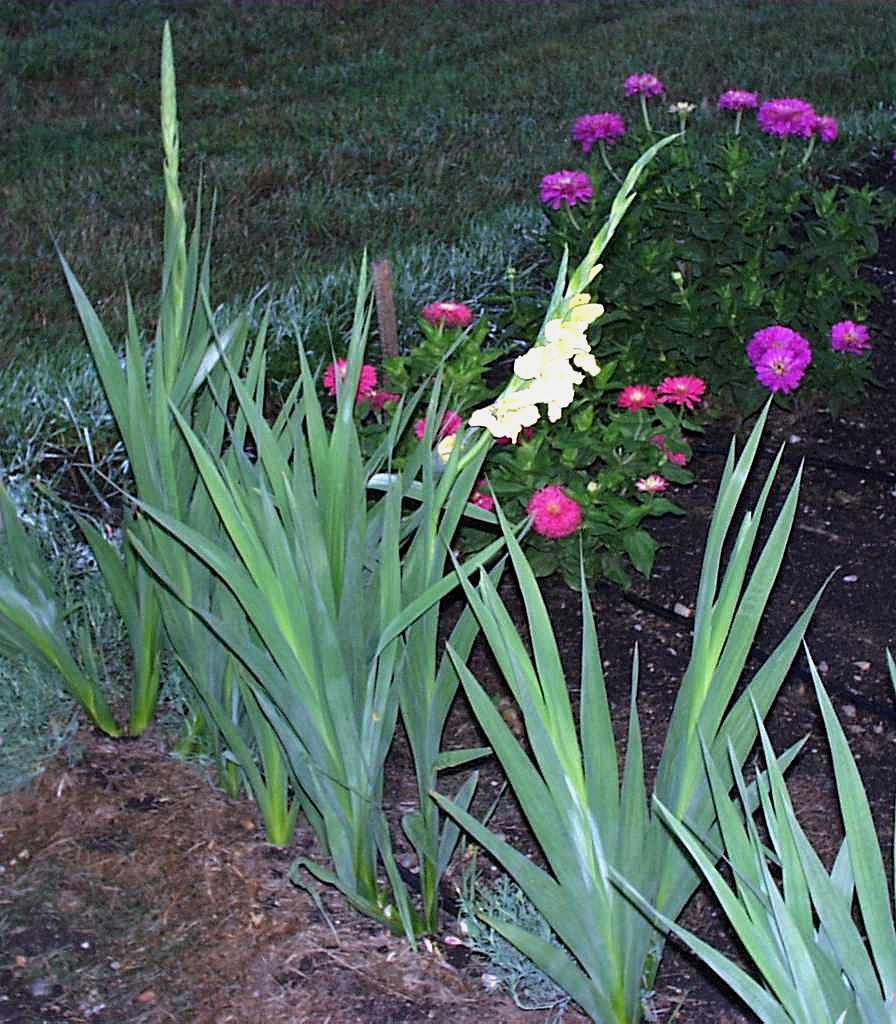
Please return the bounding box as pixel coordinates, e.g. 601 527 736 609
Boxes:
817 660 829 674
841 703 857 719
842 574 858 583
136 990 157 1005
673 602 693 618
853 661 871 672
239 818 256 832
30 978 53 998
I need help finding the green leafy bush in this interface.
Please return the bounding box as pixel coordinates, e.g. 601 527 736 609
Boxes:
532 102 894 416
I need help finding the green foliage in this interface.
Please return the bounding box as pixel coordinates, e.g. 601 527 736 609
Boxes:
434 406 826 1023
618 652 896 1024
535 121 895 416
0 479 120 736
458 854 571 1016
384 314 499 408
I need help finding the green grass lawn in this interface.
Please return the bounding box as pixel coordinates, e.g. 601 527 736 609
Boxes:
3 0 895 375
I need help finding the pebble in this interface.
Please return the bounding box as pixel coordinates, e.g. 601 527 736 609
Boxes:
842 574 858 583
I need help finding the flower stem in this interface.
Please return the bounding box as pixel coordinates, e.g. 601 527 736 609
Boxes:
599 140 622 183
640 94 653 134
799 134 816 168
733 109 743 136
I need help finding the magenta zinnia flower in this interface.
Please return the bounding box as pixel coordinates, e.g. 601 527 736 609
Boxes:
421 301 474 329
618 384 658 411
746 325 812 371
636 474 668 494
528 485 583 539
757 98 817 139
831 320 871 355
754 349 807 393
657 375 706 410
718 89 759 111
323 358 379 401
572 113 627 153
539 170 594 210
813 115 839 143
624 73 665 98
415 409 463 440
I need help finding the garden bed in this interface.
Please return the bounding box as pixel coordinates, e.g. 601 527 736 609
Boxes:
1 158 894 1023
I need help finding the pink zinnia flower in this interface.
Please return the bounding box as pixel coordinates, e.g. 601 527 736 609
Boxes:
369 389 401 411
572 112 627 153
831 320 871 355
754 348 807 393
470 480 495 512
421 301 474 329
718 89 759 111
618 384 658 411
657 375 706 410
757 98 817 139
636 474 668 494
539 170 594 210
414 409 463 440
323 358 379 401
624 73 665 98
813 115 839 143
746 325 812 371
527 485 583 539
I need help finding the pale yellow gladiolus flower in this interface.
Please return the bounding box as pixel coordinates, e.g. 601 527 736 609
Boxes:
469 388 542 443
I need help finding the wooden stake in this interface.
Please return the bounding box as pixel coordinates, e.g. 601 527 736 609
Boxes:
372 258 399 358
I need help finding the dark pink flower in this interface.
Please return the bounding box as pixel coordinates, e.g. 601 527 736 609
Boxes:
414 409 463 441
539 170 594 210
528 485 583 539
368 389 401 411
421 301 474 329
624 73 665 98
572 112 627 153
657 375 706 410
831 320 871 355
718 89 759 111
323 358 379 401
618 384 658 411
636 474 668 494
754 348 806 393
747 325 812 371
813 115 839 143
757 98 817 139
470 480 495 512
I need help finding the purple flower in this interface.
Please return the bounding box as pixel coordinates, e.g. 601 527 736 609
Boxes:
747 325 812 393
718 89 759 111
757 98 817 139
539 170 594 210
572 113 627 153
831 320 871 355
814 115 839 143
754 348 807 393
624 73 665 98
747 325 812 371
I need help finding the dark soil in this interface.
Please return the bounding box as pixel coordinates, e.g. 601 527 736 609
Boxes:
2 158 895 1023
